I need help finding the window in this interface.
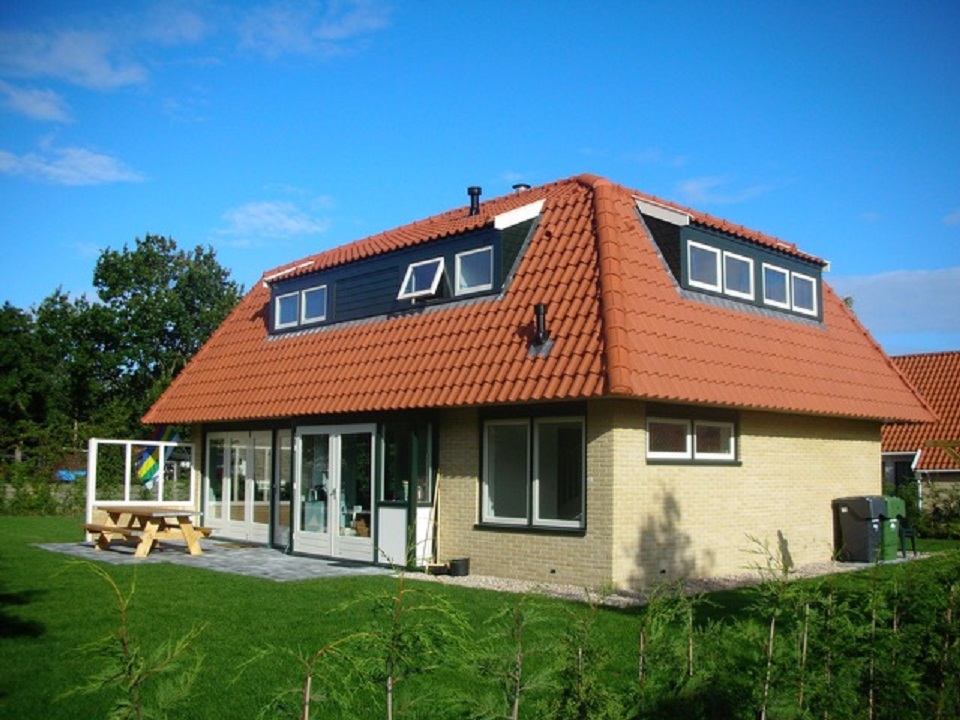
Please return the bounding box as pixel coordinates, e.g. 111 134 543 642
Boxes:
534 419 584 528
647 418 691 459
647 416 736 462
275 292 299 329
723 251 754 300
693 421 735 460
791 273 818 315
762 264 791 309
455 246 494 295
688 241 721 292
301 285 327 323
482 417 586 529
398 257 445 300
483 421 529 525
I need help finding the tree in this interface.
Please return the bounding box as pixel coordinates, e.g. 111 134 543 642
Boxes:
91 234 243 428
1 234 241 469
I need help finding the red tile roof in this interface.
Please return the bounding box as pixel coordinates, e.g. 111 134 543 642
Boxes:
882 352 960 470
144 174 933 426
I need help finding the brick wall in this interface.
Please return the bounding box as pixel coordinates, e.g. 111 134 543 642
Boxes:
436 406 613 588
435 401 882 590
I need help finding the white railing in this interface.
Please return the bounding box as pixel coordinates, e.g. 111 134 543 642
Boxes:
85 437 197 524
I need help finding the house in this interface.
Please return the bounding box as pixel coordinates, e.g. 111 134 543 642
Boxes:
882 351 960 506
143 174 933 588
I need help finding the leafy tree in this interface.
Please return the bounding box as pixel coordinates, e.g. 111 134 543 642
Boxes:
1 235 241 509
92 234 242 425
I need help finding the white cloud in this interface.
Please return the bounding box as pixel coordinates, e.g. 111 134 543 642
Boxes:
860 211 883 223
0 80 71 121
675 175 772 205
830 267 960 336
0 144 144 185
218 201 331 242
944 210 960 227
237 0 391 58
0 29 146 89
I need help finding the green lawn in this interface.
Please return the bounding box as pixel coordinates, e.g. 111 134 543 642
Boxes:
2 516 958 720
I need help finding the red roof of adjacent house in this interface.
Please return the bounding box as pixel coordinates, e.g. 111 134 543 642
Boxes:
882 352 960 470
144 174 933 426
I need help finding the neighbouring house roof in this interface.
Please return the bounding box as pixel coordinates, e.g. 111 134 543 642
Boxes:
144 174 933 426
882 351 960 471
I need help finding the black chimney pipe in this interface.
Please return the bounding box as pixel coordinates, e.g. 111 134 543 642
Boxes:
533 303 549 346
468 186 482 216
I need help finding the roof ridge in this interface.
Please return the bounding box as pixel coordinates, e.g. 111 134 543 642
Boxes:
591 179 636 396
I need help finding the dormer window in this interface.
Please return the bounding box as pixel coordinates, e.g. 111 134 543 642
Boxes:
398 257 446 301
762 264 791 309
275 291 300 329
301 285 327 324
723 251 754 300
455 246 494 295
792 273 818 316
688 242 721 292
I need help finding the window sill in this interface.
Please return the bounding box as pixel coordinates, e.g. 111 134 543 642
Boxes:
473 522 586 537
646 459 742 467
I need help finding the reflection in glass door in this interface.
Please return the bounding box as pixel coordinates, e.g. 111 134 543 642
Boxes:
294 425 375 561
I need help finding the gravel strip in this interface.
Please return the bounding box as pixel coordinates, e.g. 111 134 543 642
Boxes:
409 555 928 608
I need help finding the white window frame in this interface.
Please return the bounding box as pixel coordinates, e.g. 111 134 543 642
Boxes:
693 420 736 461
646 417 693 460
791 272 818 316
481 419 529 526
722 251 755 300
532 417 585 529
398 257 446 300
762 263 791 309
687 241 722 293
300 285 328 324
275 291 300 329
647 417 737 462
455 246 494 296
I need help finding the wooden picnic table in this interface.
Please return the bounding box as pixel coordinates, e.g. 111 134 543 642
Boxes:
84 504 212 558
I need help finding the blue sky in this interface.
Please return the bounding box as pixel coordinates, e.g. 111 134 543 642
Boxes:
1 1 958 356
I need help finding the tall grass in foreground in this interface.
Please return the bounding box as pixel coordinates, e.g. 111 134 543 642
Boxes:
2 518 959 719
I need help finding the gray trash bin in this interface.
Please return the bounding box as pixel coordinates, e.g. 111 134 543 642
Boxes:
832 496 884 562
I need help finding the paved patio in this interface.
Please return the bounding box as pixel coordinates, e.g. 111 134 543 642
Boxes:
39 540 397 582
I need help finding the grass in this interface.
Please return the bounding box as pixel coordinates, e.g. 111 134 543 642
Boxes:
1 517 958 719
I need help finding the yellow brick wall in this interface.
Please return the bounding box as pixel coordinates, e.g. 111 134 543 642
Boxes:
436 406 614 588
435 401 882 590
611 405 881 588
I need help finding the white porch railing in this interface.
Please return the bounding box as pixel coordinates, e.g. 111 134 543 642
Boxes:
85 437 197 525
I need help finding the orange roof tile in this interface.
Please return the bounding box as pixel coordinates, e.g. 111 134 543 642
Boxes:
144 174 933 426
882 352 960 470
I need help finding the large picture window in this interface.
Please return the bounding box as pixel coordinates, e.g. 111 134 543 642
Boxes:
482 416 585 529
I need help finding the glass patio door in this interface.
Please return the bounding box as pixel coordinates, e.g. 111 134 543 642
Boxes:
294 424 375 561
204 430 272 543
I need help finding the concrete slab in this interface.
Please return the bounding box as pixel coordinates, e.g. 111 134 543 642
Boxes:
38 540 397 582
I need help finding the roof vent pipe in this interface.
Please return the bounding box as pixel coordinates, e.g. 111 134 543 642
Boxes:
512 183 531 193
533 303 550 346
467 186 482 216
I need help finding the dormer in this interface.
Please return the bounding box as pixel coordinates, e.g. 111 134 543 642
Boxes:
266 196 544 334
636 197 827 321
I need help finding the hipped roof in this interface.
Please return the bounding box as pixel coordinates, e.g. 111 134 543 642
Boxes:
882 351 960 470
144 174 933 425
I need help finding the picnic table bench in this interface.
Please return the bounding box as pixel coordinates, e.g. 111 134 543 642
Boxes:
84 505 212 558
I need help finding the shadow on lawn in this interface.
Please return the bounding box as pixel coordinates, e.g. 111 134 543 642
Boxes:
0 558 45 639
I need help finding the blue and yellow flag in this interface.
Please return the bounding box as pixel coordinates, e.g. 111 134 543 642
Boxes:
137 426 180 484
